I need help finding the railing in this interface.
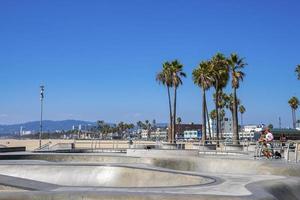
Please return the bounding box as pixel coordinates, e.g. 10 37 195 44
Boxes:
36 139 299 163
34 141 52 151
254 140 300 163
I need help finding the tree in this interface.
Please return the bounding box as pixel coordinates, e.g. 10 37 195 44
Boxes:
137 121 144 129
227 53 246 144
210 53 229 142
176 117 182 124
156 62 173 142
288 96 299 129
96 120 105 139
268 124 274 130
97 120 105 131
169 60 186 143
192 61 213 142
145 120 151 140
238 105 246 126
210 109 217 139
157 60 186 143
296 65 300 80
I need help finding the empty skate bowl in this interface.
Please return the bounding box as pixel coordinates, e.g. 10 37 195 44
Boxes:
0 164 215 188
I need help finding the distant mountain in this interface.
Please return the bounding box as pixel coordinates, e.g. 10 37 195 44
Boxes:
0 120 96 135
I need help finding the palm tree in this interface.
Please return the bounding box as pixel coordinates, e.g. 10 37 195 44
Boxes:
192 61 213 142
156 62 173 142
206 105 212 139
238 105 246 126
228 53 246 145
145 120 151 140
210 53 229 142
97 120 105 139
169 60 186 143
288 97 299 129
225 93 241 123
176 117 182 124
210 109 217 139
219 109 226 137
296 65 300 80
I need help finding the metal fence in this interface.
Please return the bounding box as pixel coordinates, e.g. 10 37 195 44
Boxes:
34 139 300 163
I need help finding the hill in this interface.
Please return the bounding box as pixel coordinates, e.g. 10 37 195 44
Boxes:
0 120 95 135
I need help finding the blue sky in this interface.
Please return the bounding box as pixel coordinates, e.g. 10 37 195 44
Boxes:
0 0 299 127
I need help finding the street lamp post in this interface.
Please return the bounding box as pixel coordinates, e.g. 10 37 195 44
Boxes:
39 85 44 149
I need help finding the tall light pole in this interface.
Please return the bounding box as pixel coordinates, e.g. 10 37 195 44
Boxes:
39 85 44 149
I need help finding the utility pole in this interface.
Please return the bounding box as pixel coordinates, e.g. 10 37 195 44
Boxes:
279 117 282 129
39 85 44 149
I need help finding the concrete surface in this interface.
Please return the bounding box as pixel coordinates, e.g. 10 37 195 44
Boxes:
0 163 214 187
0 151 299 200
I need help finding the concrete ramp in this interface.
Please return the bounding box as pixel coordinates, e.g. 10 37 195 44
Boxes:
0 165 214 188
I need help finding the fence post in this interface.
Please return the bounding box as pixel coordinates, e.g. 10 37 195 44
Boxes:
286 143 290 162
295 143 299 163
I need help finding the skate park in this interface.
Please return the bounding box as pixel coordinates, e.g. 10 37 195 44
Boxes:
0 143 299 200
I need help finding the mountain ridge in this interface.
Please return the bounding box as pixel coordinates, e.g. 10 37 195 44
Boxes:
0 120 95 135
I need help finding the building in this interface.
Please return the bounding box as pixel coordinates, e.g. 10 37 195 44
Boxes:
243 124 266 133
240 124 266 139
141 129 149 140
150 128 167 140
175 124 202 139
183 130 201 140
222 118 233 139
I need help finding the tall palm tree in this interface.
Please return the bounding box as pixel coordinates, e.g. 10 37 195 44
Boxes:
192 61 213 142
228 53 246 145
210 53 229 142
169 60 186 143
156 62 173 142
239 105 246 126
288 97 299 129
296 65 300 80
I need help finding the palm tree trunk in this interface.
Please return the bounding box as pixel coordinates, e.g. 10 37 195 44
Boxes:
215 86 220 144
202 89 207 142
172 87 177 143
167 87 173 143
241 113 243 126
292 108 296 129
206 103 211 139
232 88 239 144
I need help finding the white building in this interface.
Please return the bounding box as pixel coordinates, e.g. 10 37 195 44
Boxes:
150 129 167 140
183 130 200 140
243 124 265 133
141 129 149 140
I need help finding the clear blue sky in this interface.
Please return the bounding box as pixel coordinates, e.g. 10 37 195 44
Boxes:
0 0 299 127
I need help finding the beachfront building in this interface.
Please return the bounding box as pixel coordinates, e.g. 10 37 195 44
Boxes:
183 130 201 140
239 124 266 139
207 118 233 139
222 118 233 139
175 123 202 139
141 129 149 140
150 128 167 141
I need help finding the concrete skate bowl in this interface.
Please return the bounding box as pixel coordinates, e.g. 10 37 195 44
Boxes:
1 153 300 200
0 164 215 188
